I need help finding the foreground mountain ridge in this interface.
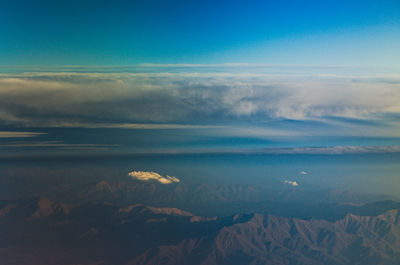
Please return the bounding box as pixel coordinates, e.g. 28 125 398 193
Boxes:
129 209 400 265
0 197 399 265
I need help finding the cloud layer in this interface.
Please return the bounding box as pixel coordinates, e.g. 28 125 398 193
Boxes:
128 171 180 184
0 67 399 137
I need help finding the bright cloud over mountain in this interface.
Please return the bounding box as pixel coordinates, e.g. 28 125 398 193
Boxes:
128 171 180 184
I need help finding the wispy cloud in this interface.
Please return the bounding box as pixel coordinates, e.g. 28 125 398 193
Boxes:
128 171 180 184
32 122 223 129
262 146 400 155
0 141 118 150
0 131 45 138
116 145 400 155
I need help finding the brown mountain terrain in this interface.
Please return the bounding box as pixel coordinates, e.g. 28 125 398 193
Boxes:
0 197 399 265
131 210 400 265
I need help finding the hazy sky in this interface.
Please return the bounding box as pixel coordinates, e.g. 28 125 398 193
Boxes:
1 0 399 66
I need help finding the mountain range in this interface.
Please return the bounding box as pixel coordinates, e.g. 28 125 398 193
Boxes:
1 196 400 265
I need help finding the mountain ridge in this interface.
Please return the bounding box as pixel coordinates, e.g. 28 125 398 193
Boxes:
1 198 400 265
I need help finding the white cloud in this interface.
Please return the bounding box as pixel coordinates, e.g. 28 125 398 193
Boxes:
128 171 180 184
282 180 299 187
300 171 308 175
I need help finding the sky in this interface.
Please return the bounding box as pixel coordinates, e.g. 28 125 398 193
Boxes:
0 1 399 197
0 0 399 66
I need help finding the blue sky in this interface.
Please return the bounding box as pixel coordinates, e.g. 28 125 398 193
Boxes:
1 0 399 66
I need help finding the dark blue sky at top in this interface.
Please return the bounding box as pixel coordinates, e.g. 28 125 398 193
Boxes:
1 0 399 65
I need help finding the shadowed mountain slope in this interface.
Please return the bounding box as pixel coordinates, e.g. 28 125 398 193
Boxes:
1 198 400 265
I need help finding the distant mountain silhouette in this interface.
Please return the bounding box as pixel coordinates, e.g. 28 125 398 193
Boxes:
55 179 398 217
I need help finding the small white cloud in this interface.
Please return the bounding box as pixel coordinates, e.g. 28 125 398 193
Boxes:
128 171 180 184
282 180 299 187
300 171 307 175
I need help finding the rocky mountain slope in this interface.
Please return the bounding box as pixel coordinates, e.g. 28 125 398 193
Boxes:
131 210 400 265
1 197 399 265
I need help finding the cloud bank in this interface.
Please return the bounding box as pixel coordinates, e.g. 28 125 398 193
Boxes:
128 171 180 184
0 67 399 136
